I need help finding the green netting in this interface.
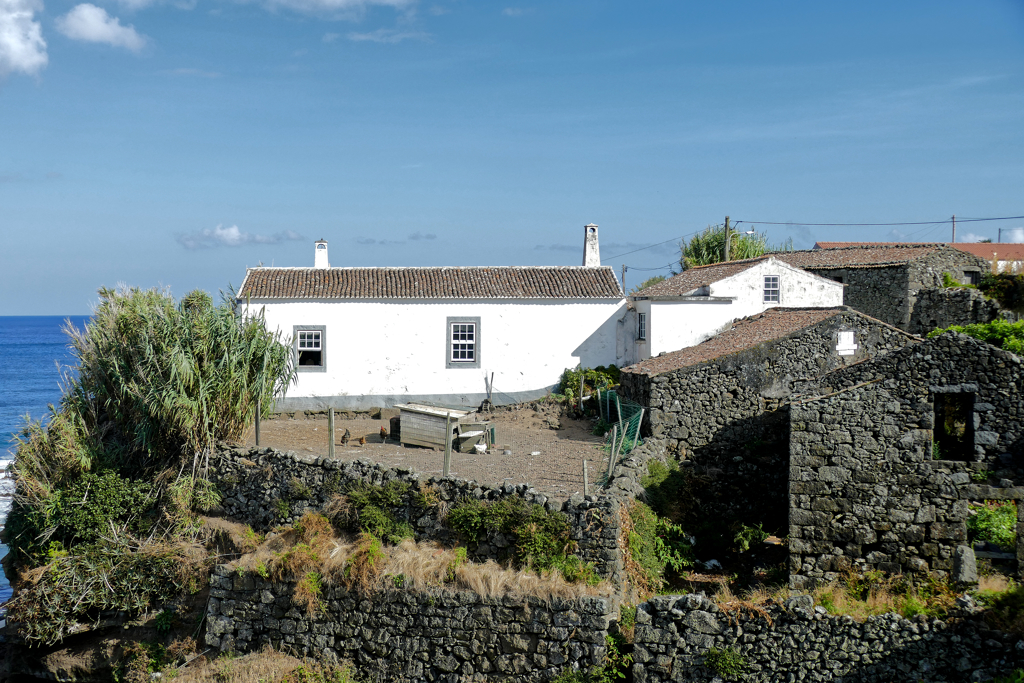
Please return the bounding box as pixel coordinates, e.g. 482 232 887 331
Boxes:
595 389 644 457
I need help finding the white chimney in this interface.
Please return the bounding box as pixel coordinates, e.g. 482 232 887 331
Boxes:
582 224 600 267
314 239 329 269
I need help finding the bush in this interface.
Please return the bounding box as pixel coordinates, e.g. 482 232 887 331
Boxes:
980 272 1024 313
927 319 1024 354
623 500 694 594
968 501 1017 550
334 480 414 544
704 646 746 678
557 366 621 405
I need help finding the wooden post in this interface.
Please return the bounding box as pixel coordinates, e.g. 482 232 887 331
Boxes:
583 459 590 497
579 367 584 411
631 408 645 451
328 407 335 459
614 392 622 425
724 215 731 262
952 214 957 243
605 424 618 486
443 411 452 477
255 403 261 447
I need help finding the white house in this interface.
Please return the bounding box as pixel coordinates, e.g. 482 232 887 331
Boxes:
628 256 844 361
238 226 626 411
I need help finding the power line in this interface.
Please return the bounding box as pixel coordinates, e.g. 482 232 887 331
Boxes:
733 214 1024 227
601 229 701 262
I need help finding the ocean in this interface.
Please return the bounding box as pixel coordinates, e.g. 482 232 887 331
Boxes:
0 315 90 610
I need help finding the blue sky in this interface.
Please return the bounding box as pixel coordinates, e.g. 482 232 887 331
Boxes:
2 0 1024 314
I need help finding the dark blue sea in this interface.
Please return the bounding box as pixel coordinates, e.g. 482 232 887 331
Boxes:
0 316 90 611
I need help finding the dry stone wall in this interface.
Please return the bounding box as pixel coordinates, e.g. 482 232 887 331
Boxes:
205 565 617 683
908 287 1007 336
634 592 1024 683
209 445 624 582
619 311 916 531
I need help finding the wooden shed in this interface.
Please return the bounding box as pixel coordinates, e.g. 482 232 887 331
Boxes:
394 404 490 451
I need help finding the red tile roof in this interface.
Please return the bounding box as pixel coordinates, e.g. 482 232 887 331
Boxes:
815 241 1024 262
622 307 848 375
634 258 768 297
237 266 624 300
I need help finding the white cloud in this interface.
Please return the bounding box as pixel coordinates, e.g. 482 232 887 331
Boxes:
959 232 990 243
56 4 147 52
408 231 435 241
0 0 47 78
164 67 220 77
347 27 426 43
502 7 523 16
1003 227 1024 244
322 32 339 42
176 225 304 249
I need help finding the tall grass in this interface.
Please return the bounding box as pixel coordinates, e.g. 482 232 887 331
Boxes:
680 224 776 270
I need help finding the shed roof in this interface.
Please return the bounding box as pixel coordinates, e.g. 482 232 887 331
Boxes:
237 266 624 300
814 241 1024 263
622 307 850 376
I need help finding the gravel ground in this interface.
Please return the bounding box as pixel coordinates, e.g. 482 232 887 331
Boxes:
243 405 613 501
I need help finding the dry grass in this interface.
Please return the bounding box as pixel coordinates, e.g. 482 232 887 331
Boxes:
712 583 780 626
234 523 610 602
170 647 327 683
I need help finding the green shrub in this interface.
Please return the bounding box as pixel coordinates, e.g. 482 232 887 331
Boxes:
704 646 746 679
927 319 1024 354
734 523 769 553
557 365 621 405
624 500 694 593
336 480 414 544
968 501 1017 549
274 499 290 519
979 272 1024 313
50 470 154 545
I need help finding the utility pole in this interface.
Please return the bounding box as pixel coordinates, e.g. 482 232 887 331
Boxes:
621 264 627 293
723 216 731 262
951 215 956 244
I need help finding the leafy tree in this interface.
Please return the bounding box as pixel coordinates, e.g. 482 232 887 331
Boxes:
629 275 668 294
680 224 782 270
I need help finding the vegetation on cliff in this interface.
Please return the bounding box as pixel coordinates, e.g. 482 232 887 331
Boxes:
928 319 1024 354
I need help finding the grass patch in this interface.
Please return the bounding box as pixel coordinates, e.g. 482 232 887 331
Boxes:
812 571 957 621
704 646 746 679
619 499 693 597
327 481 414 544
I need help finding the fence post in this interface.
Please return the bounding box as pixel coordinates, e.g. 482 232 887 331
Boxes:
443 411 452 477
614 392 622 424
605 425 618 486
583 459 590 497
328 407 335 459
631 408 645 451
255 402 261 447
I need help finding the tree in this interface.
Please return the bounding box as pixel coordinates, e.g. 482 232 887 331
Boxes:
679 224 777 270
630 275 668 294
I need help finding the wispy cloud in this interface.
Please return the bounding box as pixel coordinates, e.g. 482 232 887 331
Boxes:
534 243 577 252
164 67 220 77
356 236 404 245
1004 228 1024 244
322 32 339 42
0 0 47 78
260 0 413 19
177 224 304 249
502 7 524 16
56 4 147 52
347 27 427 43
408 232 435 241
959 232 989 243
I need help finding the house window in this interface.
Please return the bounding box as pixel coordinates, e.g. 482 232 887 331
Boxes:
836 329 857 356
638 313 647 341
293 325 326 372
446 317 481 369
764 275 780 303
933 392 975 461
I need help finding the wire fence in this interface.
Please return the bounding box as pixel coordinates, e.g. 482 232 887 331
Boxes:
594 389 645 457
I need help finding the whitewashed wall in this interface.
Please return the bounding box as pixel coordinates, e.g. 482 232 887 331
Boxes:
633 259 843 359
245 298 625 410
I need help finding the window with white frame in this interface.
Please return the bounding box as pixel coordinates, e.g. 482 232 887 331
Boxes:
446 317 481 368
836 329 858 356
293 325 326 371
637 312 647 341
763 275 780 303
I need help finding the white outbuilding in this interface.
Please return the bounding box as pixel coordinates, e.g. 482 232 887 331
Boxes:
238 227 626 411
628 256 844 361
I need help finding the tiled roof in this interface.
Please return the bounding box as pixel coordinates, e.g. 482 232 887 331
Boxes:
237 266 624 300
633 258 768 297
815 241 1024 262
774 244 950 269
622 307 847 376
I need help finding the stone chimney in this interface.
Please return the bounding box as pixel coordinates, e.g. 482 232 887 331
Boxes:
314 239 329 269
582 224 600 267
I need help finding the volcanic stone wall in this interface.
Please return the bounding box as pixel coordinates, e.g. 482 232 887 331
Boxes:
908 286 1006 336
633 593 1024 683
619 311 915 531
205 564 617 683
800 247 988 330
208 445 623 582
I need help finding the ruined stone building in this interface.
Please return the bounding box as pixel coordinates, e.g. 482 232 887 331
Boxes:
619 307 916 530
789 332 1024 588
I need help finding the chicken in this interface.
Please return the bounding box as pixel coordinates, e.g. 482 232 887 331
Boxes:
380 426 388 442
340 429 351 446
358 436 367 446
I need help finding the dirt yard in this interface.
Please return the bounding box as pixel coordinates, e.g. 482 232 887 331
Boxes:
242 404 611 501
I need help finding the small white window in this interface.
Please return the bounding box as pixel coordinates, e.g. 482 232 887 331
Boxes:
836 329 858 356
764 275 780 303
450 323 476 363
637 313 647 341
297 329 323 366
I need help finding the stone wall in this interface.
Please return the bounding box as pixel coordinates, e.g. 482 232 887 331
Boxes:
908 287 1006 336
633 592 1024 683
801 247 988 330
790 333 1024 588
209 445 624 582
619 311 916 532
205 564 618 683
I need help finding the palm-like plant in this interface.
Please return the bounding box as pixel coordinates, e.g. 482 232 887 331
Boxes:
680 224 772 270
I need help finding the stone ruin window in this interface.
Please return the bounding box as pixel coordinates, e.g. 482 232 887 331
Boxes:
967 499 1018 575
964 270 981 286
933 391 975 461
